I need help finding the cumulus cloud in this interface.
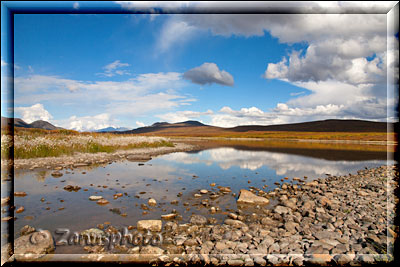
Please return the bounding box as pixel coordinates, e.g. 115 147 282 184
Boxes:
146 8 396 122
136 121 146 127
55 113 116 132
157 109 213 123
97 60 131 77
14 103 53 123
183 62 234 86
14 72 194 126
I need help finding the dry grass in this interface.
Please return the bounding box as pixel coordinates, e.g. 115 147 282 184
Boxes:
1 127 174 159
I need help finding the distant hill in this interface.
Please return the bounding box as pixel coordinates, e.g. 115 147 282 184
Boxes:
122 119 395 136
1 116 63 130
230 119 392 133
95 126 131 133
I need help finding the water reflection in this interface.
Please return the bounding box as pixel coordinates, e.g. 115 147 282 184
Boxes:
161 147 393 178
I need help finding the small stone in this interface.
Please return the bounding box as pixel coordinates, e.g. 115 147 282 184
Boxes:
274 205 290 215
96 199 109 205
190 214 207 225
1 197 10 206
89 196 103 201
161 214 177 220
219 186 232 193
200 189 208 194
237 189 269 205
148 198 157 206
51 171 63 178
16 206 25 213
137 220 162 232
20 225 35 236
140 245 164 255
14 192 27 197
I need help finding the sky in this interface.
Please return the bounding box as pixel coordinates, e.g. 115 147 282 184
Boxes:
1 1 399 131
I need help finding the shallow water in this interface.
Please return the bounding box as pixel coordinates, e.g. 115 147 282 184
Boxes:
7 144 395 253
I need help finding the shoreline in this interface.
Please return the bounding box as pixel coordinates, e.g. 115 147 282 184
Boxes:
2 136 395 171
3 164 398 265
2 142 198 171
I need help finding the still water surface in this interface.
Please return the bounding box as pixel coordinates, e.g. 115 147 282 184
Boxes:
11 145 394 252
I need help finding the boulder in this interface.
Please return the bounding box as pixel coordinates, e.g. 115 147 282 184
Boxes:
14 230 54 257
237 189 269 205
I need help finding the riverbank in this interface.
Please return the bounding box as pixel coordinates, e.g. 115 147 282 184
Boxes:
5 164 398 265
1 142 197 171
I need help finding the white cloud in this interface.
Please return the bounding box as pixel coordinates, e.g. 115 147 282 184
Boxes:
14 103 53 123
56 113 116 132
147 10 396 122
14 72 194 126
136 121 146 127
183 62 234 86
1 59 7 67
157 109 213 123
157 18 199 53
73 2 79 10
97 60 131 77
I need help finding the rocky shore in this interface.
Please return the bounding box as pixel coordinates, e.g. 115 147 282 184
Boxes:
4 164 397 265
1 142 196 171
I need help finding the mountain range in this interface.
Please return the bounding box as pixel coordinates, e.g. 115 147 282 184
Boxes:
1 116 395 134
1 116 63 130
122 119 394 135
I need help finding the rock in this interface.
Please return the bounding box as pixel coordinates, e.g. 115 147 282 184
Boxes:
14 230 54 256
308 254 333 265
224 219 249 230
20 225 35 236
73 163 88 167
63 185 81 192
333 254 352 265
253 256 267 266
89 196 103 201
184 238 198 246
219 186 232 193
190 215 207 225
80 228 105 237
126 155 152 162
237 189 269 205
227 259 244 266
96 199 109 205
51 171 63 178
319 196 332 206
137 220 162 232
148 198 157 206
200 189 208 194
229 213 238 219
161 214 176 220
1 197 10 206
194 194 202 198
140 245 164 255
14 192 27 197
274 205 290 215
284 221 299 233
16 206 25 213
261 217 279 227
282 200 297 210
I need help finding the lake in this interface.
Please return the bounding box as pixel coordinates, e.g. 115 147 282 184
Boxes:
8 141 395 253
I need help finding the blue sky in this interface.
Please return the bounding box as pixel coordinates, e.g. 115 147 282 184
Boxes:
1 2 398 131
